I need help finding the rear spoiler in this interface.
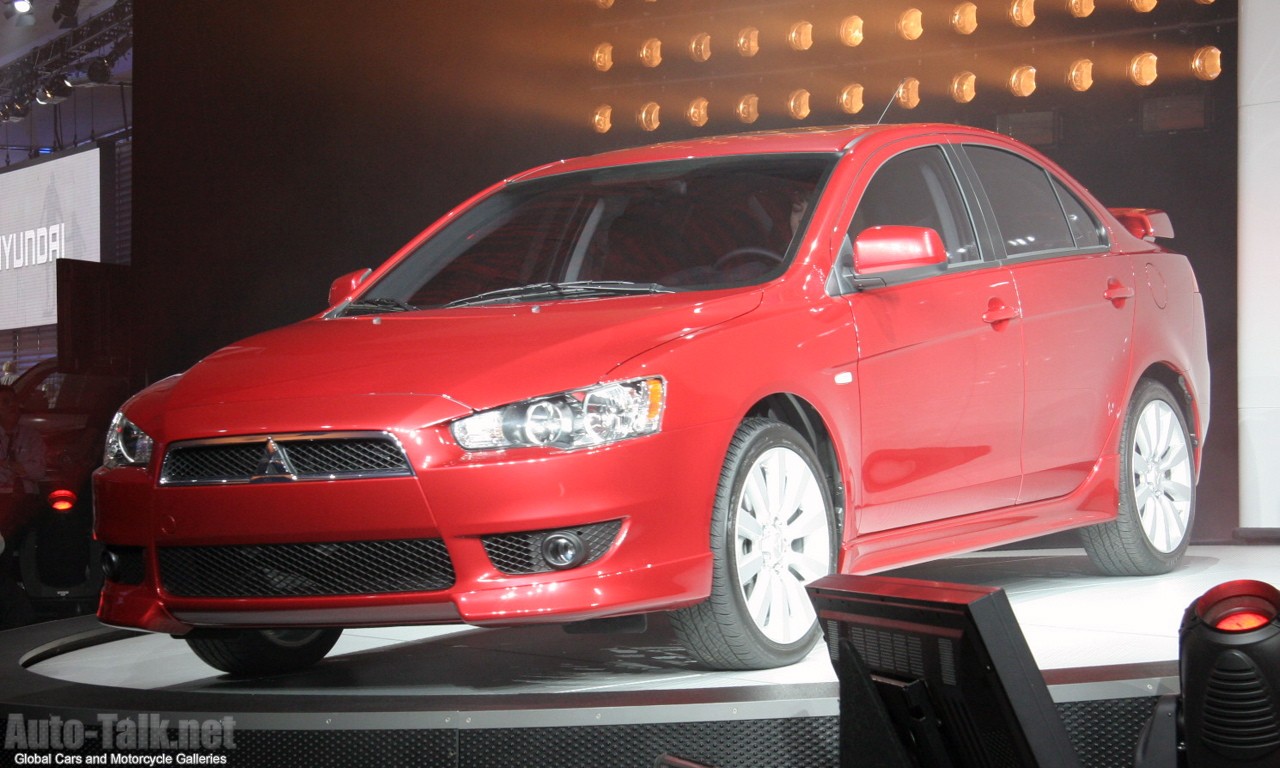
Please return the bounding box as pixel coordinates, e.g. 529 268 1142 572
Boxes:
1109 207 1174 241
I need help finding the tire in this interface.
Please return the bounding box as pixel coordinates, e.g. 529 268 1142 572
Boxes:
1081 379 1196 576
185 628 343 676
671 419 836 669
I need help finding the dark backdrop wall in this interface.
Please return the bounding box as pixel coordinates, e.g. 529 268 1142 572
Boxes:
133 1 1239 541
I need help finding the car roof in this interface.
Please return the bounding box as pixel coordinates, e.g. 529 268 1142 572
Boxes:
510 123 1006 182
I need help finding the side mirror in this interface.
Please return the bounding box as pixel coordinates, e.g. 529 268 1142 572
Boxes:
328 268 371 307
853 225 947 275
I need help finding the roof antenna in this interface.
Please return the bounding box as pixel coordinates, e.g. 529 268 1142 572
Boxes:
876 80 907 125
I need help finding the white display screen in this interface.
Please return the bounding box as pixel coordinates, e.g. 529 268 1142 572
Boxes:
0 147 101 332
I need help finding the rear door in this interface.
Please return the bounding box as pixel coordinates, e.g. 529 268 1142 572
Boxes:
837 141 1025 533
958 142 1135 503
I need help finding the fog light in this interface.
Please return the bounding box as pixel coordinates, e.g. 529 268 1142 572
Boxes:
48 489 77 512
1180 579 1280 767
101 549 122 582
542 532 588 570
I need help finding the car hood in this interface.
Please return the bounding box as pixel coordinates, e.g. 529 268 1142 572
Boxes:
149 291 761 437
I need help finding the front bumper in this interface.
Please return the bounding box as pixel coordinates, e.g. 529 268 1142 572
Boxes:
94 422 724 635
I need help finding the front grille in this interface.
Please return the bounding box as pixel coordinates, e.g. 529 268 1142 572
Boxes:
160 432 413 485
482 520 622 575
158 538 455 597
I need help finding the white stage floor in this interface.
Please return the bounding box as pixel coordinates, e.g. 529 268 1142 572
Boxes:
25 544 1279 698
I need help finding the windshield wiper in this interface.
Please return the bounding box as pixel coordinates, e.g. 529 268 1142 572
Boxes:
341 297 420 316
443 281 671 308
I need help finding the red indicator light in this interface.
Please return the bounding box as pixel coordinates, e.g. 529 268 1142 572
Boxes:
48 489 77 512
1215 610 1273 632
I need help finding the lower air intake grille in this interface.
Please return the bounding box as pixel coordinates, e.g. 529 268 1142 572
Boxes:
482 520 622 575
158 538 455 597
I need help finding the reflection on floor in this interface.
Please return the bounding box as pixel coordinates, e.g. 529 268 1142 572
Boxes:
27 545 1280 695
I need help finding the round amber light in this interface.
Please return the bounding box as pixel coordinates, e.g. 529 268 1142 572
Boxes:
687 97 710 127
898 9 924 41
1068 0 1095 17
1192 46 1222 81
639 38 662 68
689 32 711 62
840 15 864 47
591 105 613 133
788 89 811 120
1009 65 1037 97
736 93 760 123
737 27 760 57
1009 0 1035 28
1130 0 1157 11
897 78 921 109
592 43 614 72
637 101 661 131
1067 59 1094 92
789 21 814 51
1129 52 1158 86
839 83 865 114
951 72 977 103
952 3 978 35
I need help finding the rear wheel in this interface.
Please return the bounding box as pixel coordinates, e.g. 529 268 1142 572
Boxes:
1081 379 1195 576
671 419 835 669
185 627 343 676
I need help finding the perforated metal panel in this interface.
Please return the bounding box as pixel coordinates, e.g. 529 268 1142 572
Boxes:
158 538 455 597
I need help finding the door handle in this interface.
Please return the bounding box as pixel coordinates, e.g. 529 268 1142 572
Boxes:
1104 278 1135 304
982 300 1020 325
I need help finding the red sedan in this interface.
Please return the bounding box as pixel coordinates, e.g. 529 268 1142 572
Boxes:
94 123 1209 675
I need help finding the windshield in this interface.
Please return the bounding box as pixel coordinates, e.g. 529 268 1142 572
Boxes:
342 154 834 314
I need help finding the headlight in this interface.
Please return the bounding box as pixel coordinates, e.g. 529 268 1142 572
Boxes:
104 412 155 469
451 377 665 451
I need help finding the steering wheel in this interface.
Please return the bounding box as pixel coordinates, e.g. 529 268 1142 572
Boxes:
713 246 785 270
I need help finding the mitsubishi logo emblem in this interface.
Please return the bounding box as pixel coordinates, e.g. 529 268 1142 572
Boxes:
252 437 298 482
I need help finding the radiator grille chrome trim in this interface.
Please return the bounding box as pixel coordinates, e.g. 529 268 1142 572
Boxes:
159 431 414 486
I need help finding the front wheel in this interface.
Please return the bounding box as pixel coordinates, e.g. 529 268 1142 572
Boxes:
1081 379 1196 576
671 419 836 669
185 627 343 676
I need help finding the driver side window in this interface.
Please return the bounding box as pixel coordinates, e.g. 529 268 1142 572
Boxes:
849 147 979 265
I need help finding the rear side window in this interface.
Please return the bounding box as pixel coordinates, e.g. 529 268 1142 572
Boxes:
966 145 1100 257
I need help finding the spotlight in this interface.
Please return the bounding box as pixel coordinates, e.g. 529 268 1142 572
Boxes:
896 78 921 109
952 3 978 35
1009 65 1037 97
636 101 660 131
48 489 77 512
87 57 113 84
12 0 31 12
3 99 29 122
688 32 711 63
639 38 662 68
898 9 924 41
1068 0 1095 17
591 105 612 133
951 71 977 103
1192 46 1222 81
686 97 709 127
1180 580 1280 767
788 21 813 51
1129 52 1158 86
1009 0 1036 27
838 83 864 114
1130 0 1158 11
787 88 811 120
736 27 759 57
1067 59 1095 92
35 73 73 105
735 93 759 123
591 43 613 72
839 16 864 47
4 0 35 26
52 0 79 28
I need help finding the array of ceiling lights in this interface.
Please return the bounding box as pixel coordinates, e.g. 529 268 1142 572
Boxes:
0 0 131 124
586 0 1226 134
